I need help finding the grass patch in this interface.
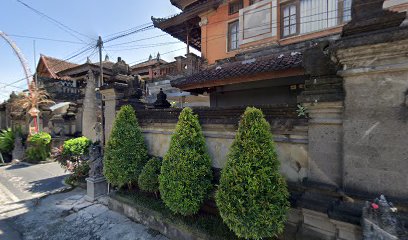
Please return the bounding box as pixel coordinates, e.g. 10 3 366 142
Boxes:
115 189 239 240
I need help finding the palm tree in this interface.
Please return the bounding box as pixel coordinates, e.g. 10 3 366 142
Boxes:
11 82 54 133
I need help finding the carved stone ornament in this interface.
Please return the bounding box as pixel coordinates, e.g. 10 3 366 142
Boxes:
88 143 104 179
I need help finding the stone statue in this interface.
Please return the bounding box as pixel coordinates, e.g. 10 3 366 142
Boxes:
12 133 24 161
88 143 104 179
361 195 406 239
153 88 171 109
85 141 108 201
93 122 103 144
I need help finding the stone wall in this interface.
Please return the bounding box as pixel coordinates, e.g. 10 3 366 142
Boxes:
336 35 408 199
141 122 308 183
133 107 308 183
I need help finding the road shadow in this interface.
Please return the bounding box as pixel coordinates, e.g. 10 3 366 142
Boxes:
25 174 70 195
3 164 31 171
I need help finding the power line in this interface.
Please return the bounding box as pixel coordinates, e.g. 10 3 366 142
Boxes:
129 47 186 65
104 3 352 49
104 22 154 38
16 0 95 43
5 34 85 44
105 41 182 52
104 25 155 44
0 44 96 90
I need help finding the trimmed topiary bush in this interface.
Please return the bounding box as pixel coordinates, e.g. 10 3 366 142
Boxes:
53 136 92 183
138 157 161 194
104 105 148 188
159 107 213 216
63 136 92 161
26 132 52 163
215 107 290 239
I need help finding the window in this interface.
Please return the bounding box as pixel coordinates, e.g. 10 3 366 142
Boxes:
228 21 240 51
281 0 352 38
282 3 298 37
342 0 352 22
229 0 243 15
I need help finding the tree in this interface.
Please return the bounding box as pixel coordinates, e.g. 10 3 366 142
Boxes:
138 157 162 194
103 105 148 188
11 82 54 133
215 107 289 239
159 107 213 216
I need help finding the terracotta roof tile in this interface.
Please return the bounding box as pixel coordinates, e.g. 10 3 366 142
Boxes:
172 53 303 88
40 55 79 80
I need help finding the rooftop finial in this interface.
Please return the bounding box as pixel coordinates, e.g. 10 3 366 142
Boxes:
105 54 109 61
148 54 153 61
157 52 161 60
86 57 92 64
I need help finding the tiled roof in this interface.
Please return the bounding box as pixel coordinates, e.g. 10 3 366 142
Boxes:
101 61 115 69
40 55 79 79
131 59 168 69
172 52 303 89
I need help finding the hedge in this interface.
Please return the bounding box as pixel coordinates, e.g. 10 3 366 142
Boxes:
215 107 290 239
138 157 161 193
159 107 213 216
104 105 148 188
26 132 52 163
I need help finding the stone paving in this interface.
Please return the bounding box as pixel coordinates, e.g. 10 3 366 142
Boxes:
0 188 168 240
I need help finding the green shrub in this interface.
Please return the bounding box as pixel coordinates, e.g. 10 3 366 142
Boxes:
26 132 52 163
63 136 92 161
215 107 290 239
138 157 161 193
0 128 15 154
53 137 92 183
159 107 213 216
104 105 148 188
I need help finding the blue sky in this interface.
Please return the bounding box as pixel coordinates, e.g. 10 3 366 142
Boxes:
0 0 190 101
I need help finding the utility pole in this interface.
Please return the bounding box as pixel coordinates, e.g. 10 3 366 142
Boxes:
33 40 40 132
97 36 104 86
97 36 105 148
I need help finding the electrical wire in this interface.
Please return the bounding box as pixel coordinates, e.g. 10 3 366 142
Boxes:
0 44 96 90
2 0 396 92
5 34 86 44
16 0 95 43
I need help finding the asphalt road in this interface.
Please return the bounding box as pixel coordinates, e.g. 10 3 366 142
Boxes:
0 162 69 240
0 162 167 240
0 162 69 205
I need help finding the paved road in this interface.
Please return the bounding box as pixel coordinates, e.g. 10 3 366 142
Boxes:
0 162 167 240
0 162 68 204
0 162 70 240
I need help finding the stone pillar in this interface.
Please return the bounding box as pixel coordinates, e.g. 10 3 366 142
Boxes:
82 70 97 141
185 53 201 75
303 102 344 187
175 56 185 74
100 87 124 143
298 41 345 188
334 0 408 198
336 37 408 198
